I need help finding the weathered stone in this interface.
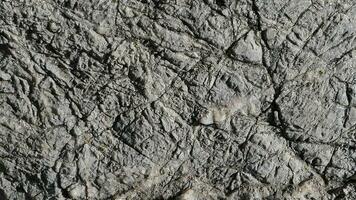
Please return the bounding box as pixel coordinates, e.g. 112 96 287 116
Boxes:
228 31 263 64
0 0 355 199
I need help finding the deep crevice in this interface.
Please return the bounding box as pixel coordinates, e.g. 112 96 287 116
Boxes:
251 0 262 32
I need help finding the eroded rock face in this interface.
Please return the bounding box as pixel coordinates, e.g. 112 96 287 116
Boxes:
0 0 355 199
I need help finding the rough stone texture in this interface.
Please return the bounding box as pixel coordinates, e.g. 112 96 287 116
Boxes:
0 0 356 199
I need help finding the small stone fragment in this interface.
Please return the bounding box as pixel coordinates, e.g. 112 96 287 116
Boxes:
178 189 197 200
228 30 263 64
47 21 60 33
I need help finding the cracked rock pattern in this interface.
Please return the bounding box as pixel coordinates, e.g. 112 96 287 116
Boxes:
0 0 356 199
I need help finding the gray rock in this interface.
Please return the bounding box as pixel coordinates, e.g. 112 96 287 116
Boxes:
228 31 263 64
0 0 355 199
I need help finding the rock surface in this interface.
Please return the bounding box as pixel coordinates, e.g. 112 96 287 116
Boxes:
0 0 356 199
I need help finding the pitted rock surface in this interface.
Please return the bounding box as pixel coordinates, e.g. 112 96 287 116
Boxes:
0 0 356 199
